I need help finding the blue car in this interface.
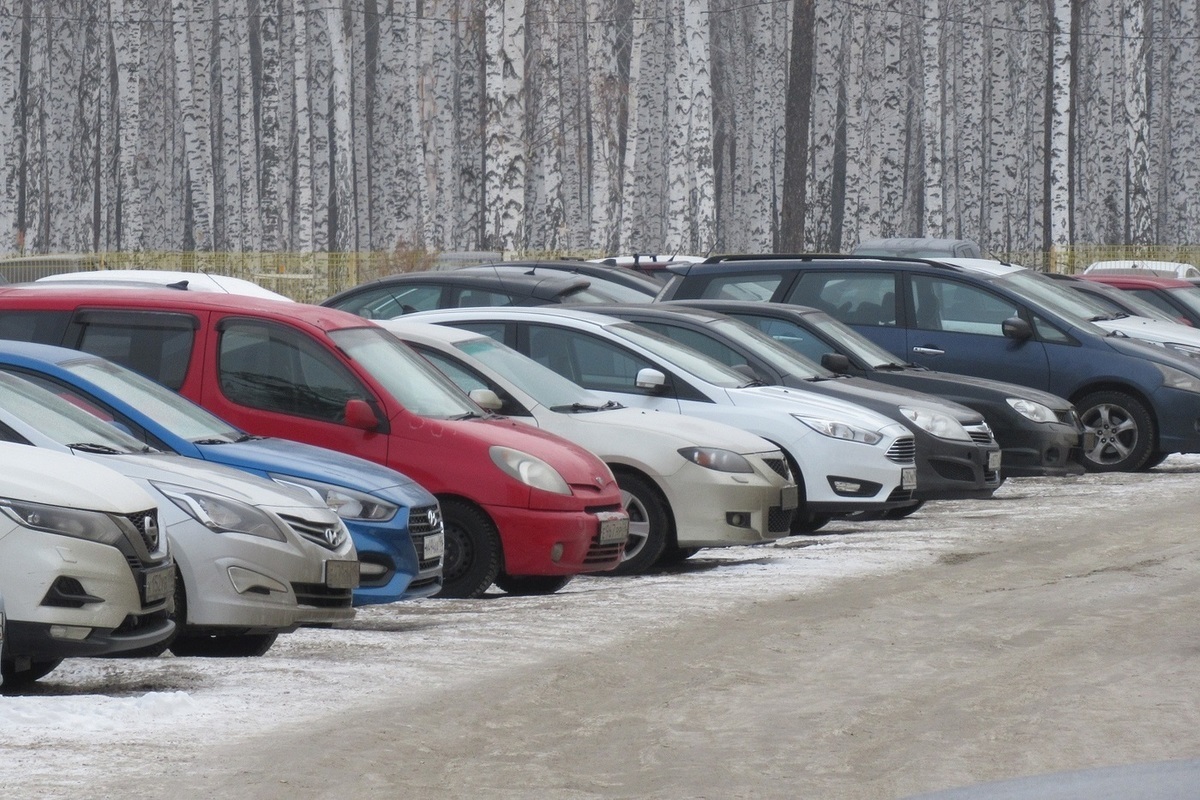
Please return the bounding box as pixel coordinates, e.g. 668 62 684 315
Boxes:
0 340 443 604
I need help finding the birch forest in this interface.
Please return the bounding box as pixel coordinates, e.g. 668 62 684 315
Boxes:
0 0 1191 258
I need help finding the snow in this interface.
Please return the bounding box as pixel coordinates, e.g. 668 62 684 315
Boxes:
3 456 1198 794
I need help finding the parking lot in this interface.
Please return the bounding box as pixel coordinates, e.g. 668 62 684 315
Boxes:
5 458 1200 799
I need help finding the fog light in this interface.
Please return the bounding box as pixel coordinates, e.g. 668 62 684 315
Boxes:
550 543 564 562
725 512 751 528
228 566 288 596
833 480 863 494
358 561 389 578
49 625 92 641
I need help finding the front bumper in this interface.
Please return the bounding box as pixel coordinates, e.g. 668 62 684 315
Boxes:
664 455 798 548
346 505 443 606
486 503 628 576
996 421 1087 478
912 437 1003 501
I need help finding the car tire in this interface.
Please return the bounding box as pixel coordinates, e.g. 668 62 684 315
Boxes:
0 658 63 687
1076 390 1155 472
657 545 701 565
493 574 573 595
435 498 502 599
883 500 925 520
791 511 831 533
169 632 279 658
610 472 671 576
1139 450 1171 471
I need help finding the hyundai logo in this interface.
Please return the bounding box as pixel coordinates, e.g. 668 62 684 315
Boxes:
142 513 160 550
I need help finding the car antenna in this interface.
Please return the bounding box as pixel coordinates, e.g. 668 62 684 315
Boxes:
166 280 190 291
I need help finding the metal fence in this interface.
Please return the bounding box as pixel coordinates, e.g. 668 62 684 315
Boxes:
5 246 1199 301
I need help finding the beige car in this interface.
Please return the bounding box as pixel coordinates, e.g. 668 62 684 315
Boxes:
382 320 799 575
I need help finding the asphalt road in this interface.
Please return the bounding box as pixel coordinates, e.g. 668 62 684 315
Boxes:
73 461 1200 799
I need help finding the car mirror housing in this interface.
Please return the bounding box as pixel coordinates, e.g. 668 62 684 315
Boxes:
1001 316 1033 341
635 367 668 391
468 388 504 411
821 352 852 374
344 398 380 430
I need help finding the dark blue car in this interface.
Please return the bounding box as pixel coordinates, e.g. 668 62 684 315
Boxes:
0 340 443 604
659 254 1200 472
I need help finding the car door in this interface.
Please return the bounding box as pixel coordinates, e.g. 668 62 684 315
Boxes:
780 271 909 358
203 316 391 465
516 323 684 413
902 274 1053 389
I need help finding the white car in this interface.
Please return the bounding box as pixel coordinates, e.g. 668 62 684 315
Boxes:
35 269 293 301
408 307 918 530
382 320 799 573
1083 259 1200 279
0 373 358 658
0 442 176 685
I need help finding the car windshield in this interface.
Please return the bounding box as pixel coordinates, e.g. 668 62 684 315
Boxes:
1076 282 1175 321
607 322 751 388
453 336 609 410
993 270 1112 329
0 371 148 453
61 357 244 443
705 317 828 379
330 327 481 418
797 312 907 367
1165 287 1200 319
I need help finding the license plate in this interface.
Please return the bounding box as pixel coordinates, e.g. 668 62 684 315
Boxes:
596 511 630 544
142 564 174 604
901 467 917 490
987 450 1002 471
780 484 799 510
421 532 445 560
325 560 360 589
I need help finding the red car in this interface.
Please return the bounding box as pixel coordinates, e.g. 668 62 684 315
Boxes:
0 286 628 598
1079 273 1200 327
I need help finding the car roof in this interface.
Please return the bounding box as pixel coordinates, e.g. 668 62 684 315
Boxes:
408 304 625 329
0 284 375 332
661 298 823 317
851 237 983 259
1083 259 1200 277
1078 273 1195 289
588 303 732 324
677 253 1026 278
35 269 293 300
329 267 592 299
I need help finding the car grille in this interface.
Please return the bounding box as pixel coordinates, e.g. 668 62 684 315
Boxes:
886 436 917 463
122 509 161 551
965 424 995 445
278 513 345 550
885 486 914 504
583 503 625 566
408 505 442 536
768 506 792 534
291 582 354 608
761 456 792 481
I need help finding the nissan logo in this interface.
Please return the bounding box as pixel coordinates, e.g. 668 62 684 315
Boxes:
142 514 160 550
323 527 339 545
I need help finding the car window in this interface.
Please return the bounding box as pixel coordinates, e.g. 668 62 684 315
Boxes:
698 273 783 302
1127 289 1181 317
1031 313 1073 344
527 324 657 393
71 311 197 389
218 321 367 423
787 272 898 327
333 284 443 319
443 320 509 344
910 275 1020 335
453 287 518 307
413 346 531 417
635 322 746 368
0 310 71 345
732 315 833 363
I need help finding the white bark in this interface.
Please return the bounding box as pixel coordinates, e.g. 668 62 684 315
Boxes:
259 0 283 251
920 0 943 235
483 0 525 252
292 0 314 252
1047 0 1072 248
171 0 214 249
617 1 644 254
0 0 19 250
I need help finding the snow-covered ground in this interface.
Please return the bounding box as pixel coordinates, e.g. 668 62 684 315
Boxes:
4 457 1199 796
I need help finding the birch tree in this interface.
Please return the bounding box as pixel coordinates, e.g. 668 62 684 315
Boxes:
259 0 284 251
1044 0 1072 253
666 0 714 252
1122 0 1152 244
780 0 815 251
292 0 314 251
0 0 19 251
920 0 943 236
616 0 646 253
483 0 525 252
171 0 214 249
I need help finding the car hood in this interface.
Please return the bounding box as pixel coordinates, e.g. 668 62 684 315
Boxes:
473 416 619 489
728 384 908 434
887 368 1074 411
802 376 984 424
198 437 435 506
543 405 782 455
0 443 157 514
1093 315 1200 349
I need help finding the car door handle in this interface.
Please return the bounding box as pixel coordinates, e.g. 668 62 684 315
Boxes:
912 346 944 355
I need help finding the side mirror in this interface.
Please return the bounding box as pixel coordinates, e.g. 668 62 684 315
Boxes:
731 363 761 381
1001 316 1033 341
468 388 504 411
821 352 852 374
344 398 380 431
635 367 667 391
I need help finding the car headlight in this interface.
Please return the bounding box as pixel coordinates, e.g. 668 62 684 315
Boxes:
489 446 572 495
0 498 127 546
152 483 288 541
1006 397 1057 423
1155 362 1200 394
677 447 755 473
899 406 971 440
270 475 399 522
791 414 883 445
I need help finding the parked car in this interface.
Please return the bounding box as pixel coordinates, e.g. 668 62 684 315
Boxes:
0 339 441 604
667 299 1086 478
1079 273 1200 328
1082 259 1200 279
321 266 629 318
587 303 1003 504
589 254 704 281
1043 273 1182 324
408 306 920 532
851 237 983 259
658 253 1200 471
0 286 629 598
450 261 664 301
0 372 358 657
382 319 799 572
0 442 176 685
35 269 293 300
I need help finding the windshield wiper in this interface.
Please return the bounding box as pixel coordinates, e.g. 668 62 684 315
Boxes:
1089 313 1117 322
235 434 264 442
449 411 485 420
68 442 126 454
552 401 617 413
193 437 236 445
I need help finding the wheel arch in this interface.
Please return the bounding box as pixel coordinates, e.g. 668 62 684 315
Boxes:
434 493 506 574
608 463 678 547
1069 382 1159 440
